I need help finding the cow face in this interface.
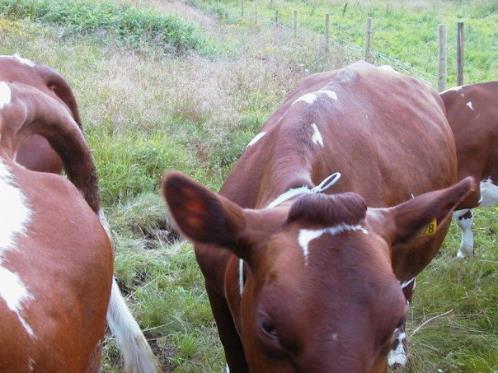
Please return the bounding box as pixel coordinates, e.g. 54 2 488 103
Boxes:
162 172 473 372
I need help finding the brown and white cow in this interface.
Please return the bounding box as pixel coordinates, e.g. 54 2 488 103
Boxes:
162 62 474 372
0 79 112 370
441 81 498 258
0 56 159 372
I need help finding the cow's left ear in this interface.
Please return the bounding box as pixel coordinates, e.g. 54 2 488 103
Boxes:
367 177 474 247
162 171 250 259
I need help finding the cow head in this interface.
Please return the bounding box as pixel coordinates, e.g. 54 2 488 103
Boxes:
162 172 473 372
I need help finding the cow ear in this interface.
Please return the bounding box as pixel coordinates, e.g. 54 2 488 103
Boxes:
368 177 475 246
162 171 247 256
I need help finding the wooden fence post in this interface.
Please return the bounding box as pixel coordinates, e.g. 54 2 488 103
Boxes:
364 17 373 62
241 0 244 18
293 10 297 37
275 9 279 26
457 21 464 86
325 14 330 52
438 24 447 92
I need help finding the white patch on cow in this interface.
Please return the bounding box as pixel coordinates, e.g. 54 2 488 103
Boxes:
298 224 368 266
452 177 498 257
239 259 244 295
466 101 474 111
107 278 159 373
400 278 415 289
13 54 35 67
226 364 230 373
310 123 324 147
320 89 338 101
247 132 266 147
293 89 337 106
440 86 463 94
0 268 34 336
0 159 34 338
388 329 407 367
28 358 35 371
294 92 317 105
453 209 474 258
298 229 323 266
379 65 398 73
0 81 12 110
479 178 498 207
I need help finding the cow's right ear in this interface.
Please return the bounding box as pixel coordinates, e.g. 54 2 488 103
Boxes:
367 177 474 248
162 171 247 257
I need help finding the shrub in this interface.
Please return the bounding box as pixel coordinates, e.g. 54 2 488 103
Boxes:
0 0 215 54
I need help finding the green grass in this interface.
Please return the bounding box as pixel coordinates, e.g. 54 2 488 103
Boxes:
0 0 215 54
189 0 498 86
0 0 497 371
406 210 498 372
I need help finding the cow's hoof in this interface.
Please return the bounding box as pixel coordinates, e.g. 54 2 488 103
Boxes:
456 247 473 258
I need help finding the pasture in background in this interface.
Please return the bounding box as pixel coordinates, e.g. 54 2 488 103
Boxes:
0 0 496 371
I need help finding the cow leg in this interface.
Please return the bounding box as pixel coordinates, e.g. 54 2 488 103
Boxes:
388 326 408 368
205 284 248 373
479 178 498 207
388 278 416 369
453 209 474 258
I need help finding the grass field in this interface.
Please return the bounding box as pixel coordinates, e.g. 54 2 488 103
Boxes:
0 0 497 371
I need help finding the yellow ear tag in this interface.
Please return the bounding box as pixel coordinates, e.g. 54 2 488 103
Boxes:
421 218 437 237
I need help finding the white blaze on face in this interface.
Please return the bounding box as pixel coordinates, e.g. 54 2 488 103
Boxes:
247 132 266 147
0 159 35 337
293 89 338 106
310 123 324 147
298 229 323 266
466 101 474 111
0 82 12 110
298 224 368 266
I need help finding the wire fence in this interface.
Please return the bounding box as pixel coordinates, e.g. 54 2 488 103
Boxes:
210 0 469 89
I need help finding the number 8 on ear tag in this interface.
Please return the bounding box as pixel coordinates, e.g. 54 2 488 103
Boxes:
421 218 437 237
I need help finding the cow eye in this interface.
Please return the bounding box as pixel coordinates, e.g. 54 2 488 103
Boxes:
260 317 277 338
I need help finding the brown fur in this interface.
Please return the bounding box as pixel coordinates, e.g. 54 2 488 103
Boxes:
287 192 367 227
441 81 498 208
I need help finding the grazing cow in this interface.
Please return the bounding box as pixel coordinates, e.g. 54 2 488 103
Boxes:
0 56 159 372
162 62 474 372
441 82 498 257
0 54 81 173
